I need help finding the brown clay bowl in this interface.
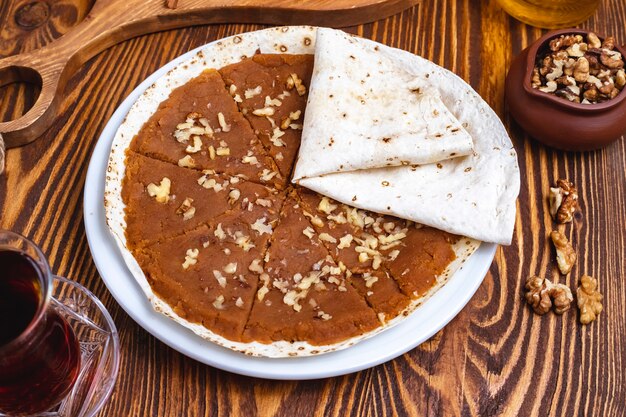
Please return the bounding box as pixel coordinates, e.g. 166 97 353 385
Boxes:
505 28 626 151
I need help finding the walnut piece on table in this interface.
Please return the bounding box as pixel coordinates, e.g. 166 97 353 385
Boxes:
550 283 574 314
550 230 576 275
525 276 573 315
549 179 578 224
577 275 603 324
525 276 553 315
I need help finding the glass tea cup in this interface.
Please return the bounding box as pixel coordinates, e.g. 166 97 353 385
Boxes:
0 231 82 415
0 230 120 417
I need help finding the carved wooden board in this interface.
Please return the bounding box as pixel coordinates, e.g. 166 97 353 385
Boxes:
0 0 418 147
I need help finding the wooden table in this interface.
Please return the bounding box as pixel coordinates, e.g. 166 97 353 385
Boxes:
1 0 625 415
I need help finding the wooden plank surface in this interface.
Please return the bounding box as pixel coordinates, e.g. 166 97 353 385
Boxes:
1 0 625 415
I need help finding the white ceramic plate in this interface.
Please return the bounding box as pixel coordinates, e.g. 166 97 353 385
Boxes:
83 43 496 380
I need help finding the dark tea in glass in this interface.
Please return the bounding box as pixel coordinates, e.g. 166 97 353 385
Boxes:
0 232 82 415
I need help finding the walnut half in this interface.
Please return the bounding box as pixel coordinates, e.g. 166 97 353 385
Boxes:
550 230 576 275
548 179 578 224
525 276 573 315
525 276 553 314
550 283 574 314
577 275 603 324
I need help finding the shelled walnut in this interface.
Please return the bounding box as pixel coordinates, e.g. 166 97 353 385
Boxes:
525 276 553 314
550 283 574 314
525 276 573 315
549 179 579 224
550 230 576 275
577 275 603 324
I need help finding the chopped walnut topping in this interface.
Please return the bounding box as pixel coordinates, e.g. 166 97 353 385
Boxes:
248 259 264 274
302 226 315 239
372 255 382 270
358 252 369 263
244 86 262 99
242 152 259 165
178 155 195 168
235 297 244 308
317 311 332 321
146 177 171 203
549 179 579 224
212 295 225 310
318 197 337 214
252 107 275 117
319 233 337 243
363 273 378 288
182 248 199 270
378 231 407 245
269 127 286 147
259 169 278 182
223 262 237 274
251 217 272 235
217 112 231 132
303 211 324 227
235 235 255 251
185 136 203 154
214 223 226 240
283 290 304 312
216 146 230 156
213 270 227 288
327 213 347 224
388 249 400 261
228 189 240 204
289 110 302 120
577 275 603 324
176 197 196 220
525 275 553 314
287 73 307 96
550 230 576 275
174 113 213 143
265 96 282 107
255 198 272 207
337 234 353 249
257 273 270 301
345 208 365 229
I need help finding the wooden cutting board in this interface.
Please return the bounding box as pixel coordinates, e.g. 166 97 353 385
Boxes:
0 0 419 148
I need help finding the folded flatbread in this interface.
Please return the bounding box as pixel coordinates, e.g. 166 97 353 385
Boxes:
292 28 474 179
293 29 519 245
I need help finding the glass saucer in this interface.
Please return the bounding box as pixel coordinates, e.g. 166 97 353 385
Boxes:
0 276 120 417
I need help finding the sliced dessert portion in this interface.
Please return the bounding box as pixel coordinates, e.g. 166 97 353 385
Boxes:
129 194 283 343
128 69 283 188
296 187 458 304
219 54 314 178
122 151 281 248
131 223 266 342
296 187 411 320
243 192 379 347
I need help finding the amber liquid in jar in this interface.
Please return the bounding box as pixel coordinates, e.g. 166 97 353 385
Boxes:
0 250 81 415
495 0 601 29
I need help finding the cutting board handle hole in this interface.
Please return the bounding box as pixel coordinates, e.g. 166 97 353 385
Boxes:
0 66 42 123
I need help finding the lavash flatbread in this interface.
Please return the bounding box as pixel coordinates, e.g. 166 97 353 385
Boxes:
105 26 483 358
292 28 474 179
294 28 520 245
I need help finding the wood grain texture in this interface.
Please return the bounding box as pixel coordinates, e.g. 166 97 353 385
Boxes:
1 0 625 415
